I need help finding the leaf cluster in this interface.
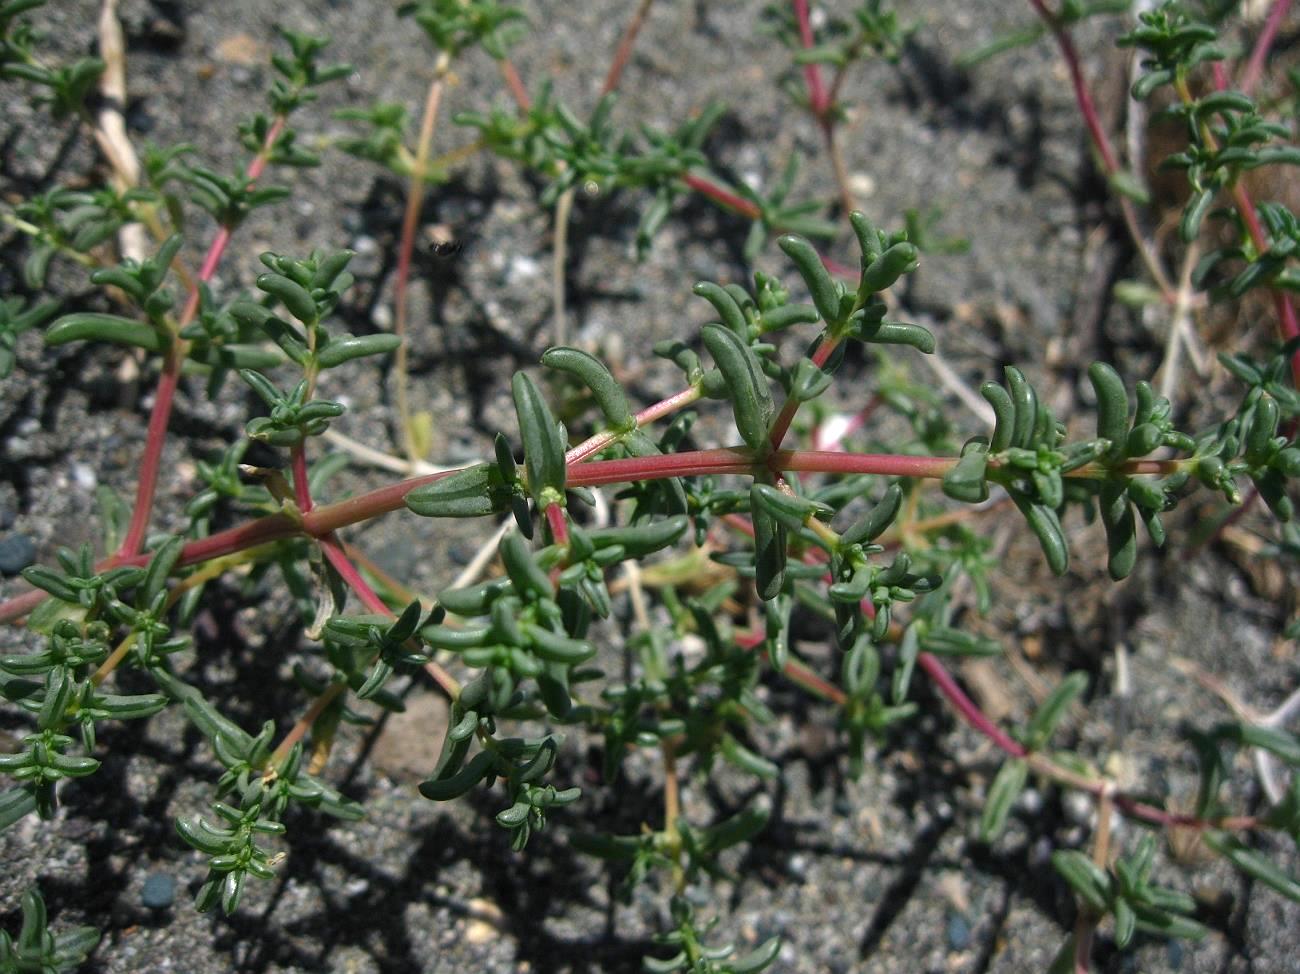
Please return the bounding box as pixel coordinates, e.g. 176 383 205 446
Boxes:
0 888 99 974
1054 836 1208 947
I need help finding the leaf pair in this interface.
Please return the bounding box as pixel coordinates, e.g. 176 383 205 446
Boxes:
1088 363 1196 578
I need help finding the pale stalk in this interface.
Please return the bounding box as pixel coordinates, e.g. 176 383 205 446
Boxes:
393 50 453 467
552 186 574 346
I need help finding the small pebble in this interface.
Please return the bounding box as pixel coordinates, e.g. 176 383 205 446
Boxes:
946 912 971 951
507 254 541 281
1167 939 1184 970
141 872 175 910
0 533 36 575
71 462 97 491
1018 787 1043 814
349 235 380 277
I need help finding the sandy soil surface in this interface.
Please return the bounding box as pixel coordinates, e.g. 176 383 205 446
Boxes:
1 1 1298 972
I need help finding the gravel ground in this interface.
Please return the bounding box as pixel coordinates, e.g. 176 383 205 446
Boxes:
1 1 1299 972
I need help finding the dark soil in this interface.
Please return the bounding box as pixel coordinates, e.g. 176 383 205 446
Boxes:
2 1 1298 972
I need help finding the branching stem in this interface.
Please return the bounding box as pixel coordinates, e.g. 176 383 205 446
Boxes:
114 114 287 560
0 447 1194 624
268 681 346 771
565 384 703 464
768 334 842 450
918 653 1259 832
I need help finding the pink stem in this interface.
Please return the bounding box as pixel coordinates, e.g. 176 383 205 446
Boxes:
304 470 448 536
678 174 856 278
116 353 181 557
565 447 757 486
812 394 882 451
291 444 313 513
565 384 701 465
1073 923 1093 974
1027 1 1173 295
918 651 1259 831
1110 795 1255 831
545 502 569 546
320 535 385 611
292 431 381 610
499 58 531 111
777 449 957 478
114 117 286 559
0 448 1181 624
737 629 848 704
1239 0 1292 96
681 173 761 219
792 0 830 117
194 227 233 284
602 0 656 97
1026 0 1118 174
740 543 1262 833
1212 62 1300 385
720 512 755 539
917 652 1028 757
822 254 857 279
769 334 842 449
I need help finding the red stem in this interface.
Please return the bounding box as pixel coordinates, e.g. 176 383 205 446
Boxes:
821 254 857 279
1028 0 1174 296
0 448 1182 623
681 173 761 219
1073 922 1094 974
791 0 830 117
678 174 856 278
291 444 313 513
320 534 385 612
291 434 381 609
1239 0 1293 96
812 394 882 451
114 117 286 560
564 447 758 486
194 226 234 283
739 536 1262 835
304 470 447 536
1026 0 1118 174
1110 795 1255 831
602 0 656 97
720 513 755 539
736 630 848 705
777 449 957 479
917 650 1259 831
917 652 1028 757
768 335 842 450
116 350 181 558
782 657 847 705
545 502 569 546
1212 62 1300 385
499 58 531 112
565 384 701 465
